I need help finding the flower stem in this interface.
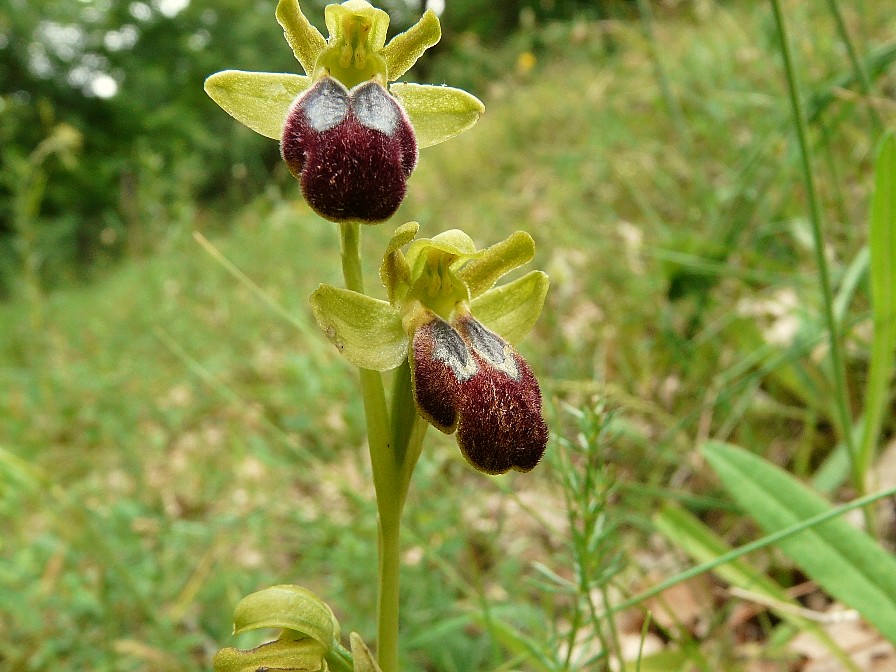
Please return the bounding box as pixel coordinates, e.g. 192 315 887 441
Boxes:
339 222 402 672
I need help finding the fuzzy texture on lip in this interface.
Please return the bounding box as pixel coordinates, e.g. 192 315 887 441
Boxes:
410 311 548 475
281 77 418 223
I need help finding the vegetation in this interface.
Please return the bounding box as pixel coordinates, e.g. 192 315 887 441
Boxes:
2 0 896 670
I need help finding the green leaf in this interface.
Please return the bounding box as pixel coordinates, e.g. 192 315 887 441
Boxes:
310 285 407 371
381 9 441 81
214 638 326 672
204 70 310 139
232 585 340 648
703 441 896 644
276 0 326 75
654 503 860 671
858 131 896 481
349 633 382 672
471 271 549 344
390 83 484 149
458 231 535 298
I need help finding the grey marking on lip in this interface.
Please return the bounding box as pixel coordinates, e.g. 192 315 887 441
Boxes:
431 317 478 382
352 81 399 136
460 317 520 380
302 78 350 132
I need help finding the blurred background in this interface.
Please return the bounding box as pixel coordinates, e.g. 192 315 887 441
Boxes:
2 1 896 670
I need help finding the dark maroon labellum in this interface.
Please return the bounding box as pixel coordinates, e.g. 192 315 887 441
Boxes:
281 77 418 223
410 311 548 475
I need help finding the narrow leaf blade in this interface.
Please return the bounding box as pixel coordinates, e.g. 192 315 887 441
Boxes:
703 441 896 644
858 131 896 478
654 503 859 670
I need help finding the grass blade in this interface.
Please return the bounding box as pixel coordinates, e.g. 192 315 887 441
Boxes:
702 441 896 644
857 131 896 483
654 503 859 671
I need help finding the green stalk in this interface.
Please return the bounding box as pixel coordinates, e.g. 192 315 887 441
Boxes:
390 360 429 511
824 0 883 134
339 222 402 672
635 0 690 149
769 1 864 508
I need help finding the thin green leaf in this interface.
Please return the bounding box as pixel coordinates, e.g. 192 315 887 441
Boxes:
276 0 326 75
204 70 310 139
390 83 484 149
654 503 860 671
857 131 896 482
703 441 896 644
381 9 440 81
349 633 382 672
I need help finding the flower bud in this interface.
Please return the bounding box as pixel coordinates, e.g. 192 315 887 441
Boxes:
281 76 418 223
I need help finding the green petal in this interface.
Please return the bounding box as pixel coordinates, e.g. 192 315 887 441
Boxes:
232 585 340 648
458 231 536 298
324 1 389 51
407 229 477 262
381 9 441 81
471 271 549 344
390 83 484 149
276 0 326 75
214 638 326 672
310 285 407 371
204 70 310 139
380 221 419 304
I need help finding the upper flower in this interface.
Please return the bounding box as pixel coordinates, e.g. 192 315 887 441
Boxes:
204 0 484 224
309 223 550 474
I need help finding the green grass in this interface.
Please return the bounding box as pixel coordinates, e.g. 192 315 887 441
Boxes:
3 1 896 670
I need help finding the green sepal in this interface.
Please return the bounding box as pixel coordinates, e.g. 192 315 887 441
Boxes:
390 83 484 149
380 222 420 304
276 0 326 75
204 70 311 139
232 585 340 649
310 285 407 371
458 231 536 298
214 637 327 672
381 9 441 81
471 270 549 344
349 633 383 672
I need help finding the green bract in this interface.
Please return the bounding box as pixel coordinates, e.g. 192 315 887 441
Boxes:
310 224 549 372
204 0 484 149
214 585 345 672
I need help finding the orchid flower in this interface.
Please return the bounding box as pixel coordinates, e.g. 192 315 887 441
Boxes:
205 0 484 223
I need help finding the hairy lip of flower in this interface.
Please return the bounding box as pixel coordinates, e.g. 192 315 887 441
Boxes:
410 310 548 474
281 76 418 223
204 1 485 224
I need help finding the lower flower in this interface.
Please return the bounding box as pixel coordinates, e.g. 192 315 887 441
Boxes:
309 225 551 475
410 308 548 474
